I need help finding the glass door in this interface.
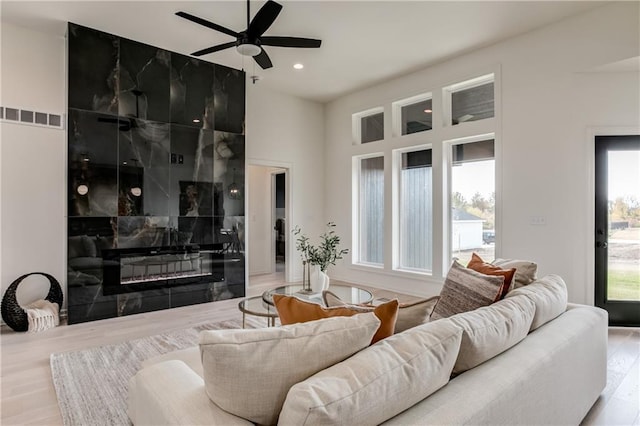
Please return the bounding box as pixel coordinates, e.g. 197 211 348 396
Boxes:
594 135 640 326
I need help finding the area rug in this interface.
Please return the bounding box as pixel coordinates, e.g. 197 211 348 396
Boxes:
50 317 263 426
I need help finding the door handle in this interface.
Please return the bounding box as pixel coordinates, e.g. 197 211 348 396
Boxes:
596 241 608 249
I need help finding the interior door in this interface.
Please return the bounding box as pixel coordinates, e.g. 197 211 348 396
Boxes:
594 135 640 326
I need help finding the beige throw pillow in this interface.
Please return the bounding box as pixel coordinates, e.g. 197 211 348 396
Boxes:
278 319 463 425
199 313 380 425
493 258 538 289
431 261 504 320
506 274 568 331
323 290 439 333
448 294 536 374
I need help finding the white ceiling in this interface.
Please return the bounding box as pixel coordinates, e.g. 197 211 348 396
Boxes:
1 1 607 103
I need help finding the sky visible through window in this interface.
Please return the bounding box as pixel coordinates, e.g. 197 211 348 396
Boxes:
609 151 640 201
453 161 495 201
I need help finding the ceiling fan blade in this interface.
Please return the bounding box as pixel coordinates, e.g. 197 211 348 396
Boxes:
260 36 322 48
191 42 237 56
247 0 282 38
253 48 273 69
175 11 239 38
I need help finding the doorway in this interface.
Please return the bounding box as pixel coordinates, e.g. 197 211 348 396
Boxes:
594 135 640 326
247 163 291 288
273 172 286 274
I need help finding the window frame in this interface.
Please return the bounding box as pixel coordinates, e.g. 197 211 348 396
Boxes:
392 93 433 138
392 144 434 275
443 73 494 128
349 68 500 283
352 152 385 268
444 133 496 267
352 107 385 145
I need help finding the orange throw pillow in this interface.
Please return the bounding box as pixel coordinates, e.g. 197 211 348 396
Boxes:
273 294 399 344
467 253 516 300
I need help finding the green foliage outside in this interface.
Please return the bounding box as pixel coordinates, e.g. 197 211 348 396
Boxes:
452 191 495 230
609 196 640 229
608 269 640 301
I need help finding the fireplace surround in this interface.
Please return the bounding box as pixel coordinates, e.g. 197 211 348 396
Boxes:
66 23 246 324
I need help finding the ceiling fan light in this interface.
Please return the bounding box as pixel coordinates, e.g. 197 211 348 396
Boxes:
236 43 261 57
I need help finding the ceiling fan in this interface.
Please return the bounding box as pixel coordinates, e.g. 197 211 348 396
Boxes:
175 0 321 70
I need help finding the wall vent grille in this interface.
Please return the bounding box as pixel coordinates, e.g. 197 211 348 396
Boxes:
0 106 65 129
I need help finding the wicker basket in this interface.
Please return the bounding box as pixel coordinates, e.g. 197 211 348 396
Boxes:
1 272 63 332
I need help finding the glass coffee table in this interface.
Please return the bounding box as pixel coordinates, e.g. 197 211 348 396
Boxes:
262 284 373 306
238 296 279 328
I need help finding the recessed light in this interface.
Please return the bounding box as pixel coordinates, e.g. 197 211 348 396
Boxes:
192 118 201 123
424 109 432 113
293 63 304 70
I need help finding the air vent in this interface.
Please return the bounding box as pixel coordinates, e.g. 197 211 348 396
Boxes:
0 105 64 129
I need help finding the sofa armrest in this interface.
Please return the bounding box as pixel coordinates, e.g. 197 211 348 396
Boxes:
129 360 252 426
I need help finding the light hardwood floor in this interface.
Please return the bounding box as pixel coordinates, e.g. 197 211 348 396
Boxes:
1 275 638 425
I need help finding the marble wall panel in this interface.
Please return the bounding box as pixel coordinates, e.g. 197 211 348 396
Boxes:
176 216 214 246
67 23 245 323
170 54 214 128
117 289 170 316
170 125 215 216
118 119 171 216
214 132 245 217
117 216 173 249
68 109 119 217
213 64 245 134
68 23 119 114
119 38 170 122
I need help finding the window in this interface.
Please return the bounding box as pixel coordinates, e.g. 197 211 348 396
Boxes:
450 138 495 265
445 75 494 126
401 99 432 135
361 113 384 143
350 72 499 278
353 108 384 144
398 148 433 272
357 156 384 265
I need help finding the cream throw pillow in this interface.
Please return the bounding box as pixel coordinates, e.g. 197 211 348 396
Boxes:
199 313 380 425
506 274 568 331
493 258 538 289
448 294 536 374
278 319 463 425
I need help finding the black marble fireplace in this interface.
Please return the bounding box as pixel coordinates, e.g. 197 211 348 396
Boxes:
66 23 246 324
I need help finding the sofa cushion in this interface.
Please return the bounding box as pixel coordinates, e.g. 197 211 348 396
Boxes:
278 319 463 425
141 346 203 377
431 261 504 320
493 258 537 289
199 313 380 426
506 274 568 331
467 253 516 299
448 294 536 374
323 290 438 334
274 294 398 344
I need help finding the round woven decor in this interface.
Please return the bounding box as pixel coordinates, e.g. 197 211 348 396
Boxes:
1 272 63 332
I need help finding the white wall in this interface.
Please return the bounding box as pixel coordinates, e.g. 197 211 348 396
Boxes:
324 2 640 303
1 23 66 306
245 83 325 282
0 22 325 311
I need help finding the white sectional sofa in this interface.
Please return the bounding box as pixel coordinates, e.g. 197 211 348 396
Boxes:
128 275 607 425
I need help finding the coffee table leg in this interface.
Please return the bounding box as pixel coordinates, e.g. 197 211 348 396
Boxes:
242 312 246 329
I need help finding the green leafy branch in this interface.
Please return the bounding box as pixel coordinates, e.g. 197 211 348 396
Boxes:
293 222 349 272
